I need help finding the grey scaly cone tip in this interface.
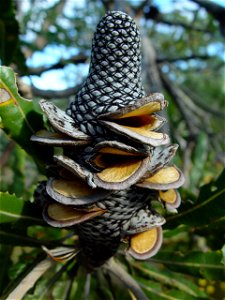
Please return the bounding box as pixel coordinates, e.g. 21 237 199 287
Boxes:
67 11 145 137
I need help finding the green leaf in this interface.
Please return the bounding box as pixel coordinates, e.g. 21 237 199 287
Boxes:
51 279 73 300
94 271 115 300
167 169 225 228
89 275 109 300
32 260 73 300
104 259 148 300
100 270 131 300
10 145 26 197
163 225 189 239
0 245 13 294
72 267 89 300
166 289 200 300
189 132 208 187
132 262 207 298
0 228 62 248
0 192 43 226
151 250 225 280
0 66 52 171
137 277 198 300
1 255 53 300
0 0 26 69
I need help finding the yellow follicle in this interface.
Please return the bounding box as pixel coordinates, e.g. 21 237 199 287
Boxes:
47 203 104 222
48 203 86 221
130 227 158 254
52 178 94 197
115 101 161 118
97 159 142 183
159 189 177 204
146 166 180 184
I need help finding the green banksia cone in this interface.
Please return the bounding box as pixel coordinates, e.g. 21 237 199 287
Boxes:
32 11 184 270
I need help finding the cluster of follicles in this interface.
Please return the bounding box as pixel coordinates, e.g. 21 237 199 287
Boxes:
32 11 184 269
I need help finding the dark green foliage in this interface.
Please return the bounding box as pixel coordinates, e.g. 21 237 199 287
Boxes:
0 67 53 172
0 0 26 70
167 169 225 229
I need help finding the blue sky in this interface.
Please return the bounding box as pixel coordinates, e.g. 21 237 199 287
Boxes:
21 0 225 91
129 0 225 9
138 0 225 8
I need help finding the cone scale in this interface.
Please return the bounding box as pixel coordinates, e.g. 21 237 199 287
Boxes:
67 11 145 137
32 11 184 270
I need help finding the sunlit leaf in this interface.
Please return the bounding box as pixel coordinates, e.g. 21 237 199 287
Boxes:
0 66 52 171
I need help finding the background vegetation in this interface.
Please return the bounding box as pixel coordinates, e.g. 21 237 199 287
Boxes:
0 0 224 299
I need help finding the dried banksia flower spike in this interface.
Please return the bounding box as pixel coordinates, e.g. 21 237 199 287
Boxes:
32 11 184 269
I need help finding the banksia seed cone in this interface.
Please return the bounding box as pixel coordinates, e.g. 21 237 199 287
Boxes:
32 11 184 269
67 11 145 136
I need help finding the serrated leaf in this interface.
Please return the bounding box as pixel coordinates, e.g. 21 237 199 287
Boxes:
167 169 225 228
0 192 43 225
0 66 52 171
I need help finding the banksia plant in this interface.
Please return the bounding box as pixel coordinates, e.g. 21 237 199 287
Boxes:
1 4 225 300
31 11 184 271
